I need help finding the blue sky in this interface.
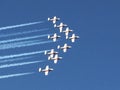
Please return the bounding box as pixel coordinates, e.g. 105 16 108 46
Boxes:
0 0 120 90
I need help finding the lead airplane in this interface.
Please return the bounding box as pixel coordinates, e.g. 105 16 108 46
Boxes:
48 54 62 64
57 43 72 52
38 65 53 76
48 16 60 24
62 27 73 39
44 49 58 58
68 34 79 42
48 33 61 42
54 22 67 33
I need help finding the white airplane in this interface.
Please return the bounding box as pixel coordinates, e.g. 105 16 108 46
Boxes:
54 22 67 33
68 34 79 42
48 33 61 42
44 49 58 58
48 54 62 64
57 43 71 52
48 16 60 24
62 27 73 39
38 65 53 76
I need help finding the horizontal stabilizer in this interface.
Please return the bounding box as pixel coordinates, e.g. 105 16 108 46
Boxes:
48 18 50 21
38 68 42 72
44 51 47 55
48 56 51 60
48 35 50 39
57 45 60 49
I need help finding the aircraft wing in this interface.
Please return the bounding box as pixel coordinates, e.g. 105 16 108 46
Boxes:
50 54 54 58
45 71 49 76
63 48 67 52
55 54 58 58
53 38 56 42
46 65 49 70
65 32 69 36
54 60 58 64
53 20 56 24
59 27 63 32
71 38 75 42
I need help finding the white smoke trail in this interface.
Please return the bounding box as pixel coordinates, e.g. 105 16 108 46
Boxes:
0 60 43 69
0 72 34 79
0 39 40 49
0 50 48 60
0 28 48 38
0 21 43 31
0 34 48 44
11 40 40 45
0 40 52 50
0 56 32 63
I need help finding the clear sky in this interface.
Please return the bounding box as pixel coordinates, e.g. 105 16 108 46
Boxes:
0 0 120 90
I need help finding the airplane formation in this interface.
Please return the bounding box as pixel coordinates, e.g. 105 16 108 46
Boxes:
39 16 80 76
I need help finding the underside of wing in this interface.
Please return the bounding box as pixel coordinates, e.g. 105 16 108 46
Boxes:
63 48 67 52
50 54 54 58
53 20 56 24
65 32 69 36
45 71 49 76
60 27 63 32
54 60 58 64
71 38 75 42
53 38 56 42
55 54 58 58
46 65 49 70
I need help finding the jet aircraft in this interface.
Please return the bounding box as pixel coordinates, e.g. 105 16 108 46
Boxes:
68 34 79 42
62 27 73 39
57 43 71 52
44 49 58 58
48 16 60 24
48 54 62 64
38 65 53 76
54 22 67 33
48 33 61 42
